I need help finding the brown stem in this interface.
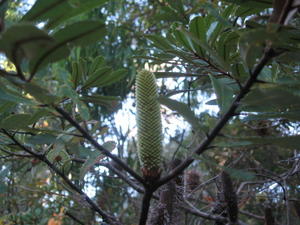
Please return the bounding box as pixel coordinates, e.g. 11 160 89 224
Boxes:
156 48 275 189
139 188 154 225
2 129 122 225
53 105 146 186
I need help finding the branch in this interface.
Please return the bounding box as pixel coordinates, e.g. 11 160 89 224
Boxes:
156 48 275 188
2 129 122 225
53 106 146 186
182 203 250 225
65 211 85 225
0 69 19 78
0 147 33 157
182 201 227 223
240 210 264 220
72 158 149 197
155 0 299 190
139 188 154 225
277 0 295 25
105 162 145 194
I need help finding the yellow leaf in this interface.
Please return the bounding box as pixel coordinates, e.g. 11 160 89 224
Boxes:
47 218 61 225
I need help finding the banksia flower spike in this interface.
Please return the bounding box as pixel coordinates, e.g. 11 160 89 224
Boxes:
136 70 163 180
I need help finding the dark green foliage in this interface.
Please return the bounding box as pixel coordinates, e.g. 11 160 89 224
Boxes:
0 0 300 224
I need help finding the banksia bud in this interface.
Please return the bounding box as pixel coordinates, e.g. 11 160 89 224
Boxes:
186 170 201 192
136 70 162 179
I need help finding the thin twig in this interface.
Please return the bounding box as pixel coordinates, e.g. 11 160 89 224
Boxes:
53 106 146 186
240 210 264 220
72 158 151 196
156 0 297 189
182 200 227 223
156 48 275 189
65 211 85 225
105 162 145 194
0 147 32 157
2 129 121 225
0 69 19 78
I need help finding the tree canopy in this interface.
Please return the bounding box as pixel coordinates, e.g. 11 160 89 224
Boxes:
0 0 300 225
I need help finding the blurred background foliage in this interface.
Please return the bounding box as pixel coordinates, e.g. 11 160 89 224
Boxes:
0 0 300 224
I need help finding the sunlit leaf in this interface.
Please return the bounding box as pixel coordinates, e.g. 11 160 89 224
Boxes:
209 75 234 114
75 99 90 121
180 27 230 71
79 141 116 179
242 111 300 121
0 23 54 64
158 96 203 132
30 21 106 74
80 95 120 110
22 83 59 104
22 0 108 29
83 66 112 88
217 135 300 149
0 86 33 104
147 35 174 50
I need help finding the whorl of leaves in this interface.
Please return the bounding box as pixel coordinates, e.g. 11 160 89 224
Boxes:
136 70 162 179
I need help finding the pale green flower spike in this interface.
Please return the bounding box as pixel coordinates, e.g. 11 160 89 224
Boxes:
136 70 162 179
